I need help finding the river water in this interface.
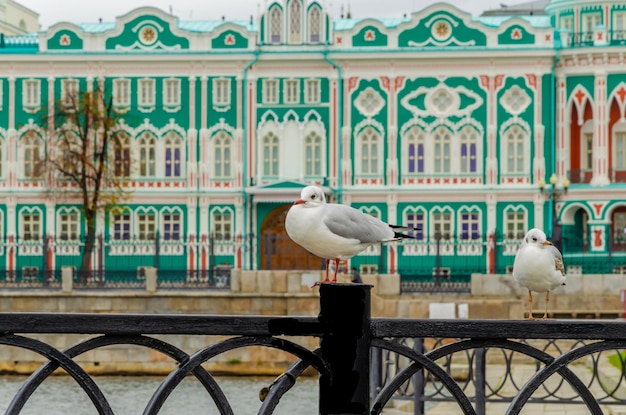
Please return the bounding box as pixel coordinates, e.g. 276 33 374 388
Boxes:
0 375 318 414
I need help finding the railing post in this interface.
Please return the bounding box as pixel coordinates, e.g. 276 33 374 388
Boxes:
319 283 371 414
475 347 486 415
413 338 425 415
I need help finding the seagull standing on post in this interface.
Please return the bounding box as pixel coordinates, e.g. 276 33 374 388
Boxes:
285 186 416 284
512 228 566 320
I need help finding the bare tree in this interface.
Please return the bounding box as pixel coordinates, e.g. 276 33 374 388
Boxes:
47 84 131 279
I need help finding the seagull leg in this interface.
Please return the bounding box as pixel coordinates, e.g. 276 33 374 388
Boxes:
323 259 331 282
527 290 535 320
332 258 340 282
542 291 550 320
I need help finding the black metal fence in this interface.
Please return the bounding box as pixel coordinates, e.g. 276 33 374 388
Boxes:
0 284 625 414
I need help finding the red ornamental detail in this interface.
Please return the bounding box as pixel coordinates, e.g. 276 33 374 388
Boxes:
511 29 522 40
336 36 343 44
380 76 390 91
394 76 405 90
479 75 490 89
225 34 235 45
617 86 626 103
348 76 359 92
494 75 504 90
60 34 71 46
597 32 604 41
526 74 537 89
594 229 602 247
545 33 552 41
592 203 604 216
365 30 375 41
574 89 586 105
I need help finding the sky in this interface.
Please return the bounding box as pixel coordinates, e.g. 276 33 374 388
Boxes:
18 0 508 29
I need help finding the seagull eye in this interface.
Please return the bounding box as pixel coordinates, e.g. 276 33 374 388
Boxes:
311 194 316 199
532 237 537 242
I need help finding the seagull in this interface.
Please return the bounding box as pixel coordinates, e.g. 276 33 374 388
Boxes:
512 228 566 320
285 185 416 284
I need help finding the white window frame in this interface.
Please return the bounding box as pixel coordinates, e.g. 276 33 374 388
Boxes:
288 0 302 44
213 131 232 179
502 125 528 175
58 209 80 241
212 209 233 241
163 78 181 111
504 210 526 241
61 79 79 109
304 79 320 104
358 127 381 175
304 131 322 176
22 132 43 179
458 209 481 241
136 211 156 241
164 131 183 178
581 121 594 171
263 79 279 104
23 79 41 111
161 211 182 241
433 126 452 174
269 6 282 44
614 127 626 170
21 211 41 241
431 210 453 241
137 131 156 177
213 78 231 107
308 5 322 43
283 79 299 104
113 78 131 110
614 12 626 40
262 132 279 177
138 78 155 111
111 210 131 241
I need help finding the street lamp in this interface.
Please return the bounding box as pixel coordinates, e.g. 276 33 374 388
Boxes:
538 173 570 251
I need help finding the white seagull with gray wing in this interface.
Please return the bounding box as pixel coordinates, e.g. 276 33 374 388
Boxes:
285 186 416 284
512 228 566 320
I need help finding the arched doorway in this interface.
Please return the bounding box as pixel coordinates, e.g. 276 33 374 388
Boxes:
259 204 323 270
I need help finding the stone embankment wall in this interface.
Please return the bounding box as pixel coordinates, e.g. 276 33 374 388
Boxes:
0 270 623 375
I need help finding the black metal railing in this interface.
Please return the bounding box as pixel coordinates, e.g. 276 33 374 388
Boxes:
0 284 625 414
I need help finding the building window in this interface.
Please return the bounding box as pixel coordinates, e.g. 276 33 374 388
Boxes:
58 211 79 241
163 78 181 109
138 132 156 177
459 126 478 173
359 127 379 175
137 212 156 241
213 131 232 178
263 79 279 104
162 212 181 241
289 0 301 43
113 79 130 108
269 6 282 44
212 211 232 241
505 210 526 240
22 212 41 241
304 132 322 176
309 5 321 43
262 132 279 177
582 128 593 170
22 132 43 179
614 12 626 40
113 132 131 177
23 79 40 110
560 15 573 32
164 132 182 178
138 78 155 109
459 210 480 241
304 79 320 104
284 79 299 104
213 78 231 106
405 210 425 240
504 125 526 174
61 79 79 108
112 211 131 241
432 211 452 240
406 127 425 174
433 126 451 174
582 12 601 42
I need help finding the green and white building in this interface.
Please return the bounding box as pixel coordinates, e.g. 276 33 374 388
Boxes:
0 0 625 282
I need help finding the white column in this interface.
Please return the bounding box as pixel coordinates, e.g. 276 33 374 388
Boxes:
592 70 610 185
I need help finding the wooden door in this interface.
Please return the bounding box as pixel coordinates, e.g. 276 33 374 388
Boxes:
260 204 322 270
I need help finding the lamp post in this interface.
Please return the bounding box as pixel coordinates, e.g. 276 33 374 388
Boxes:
538 173 570 252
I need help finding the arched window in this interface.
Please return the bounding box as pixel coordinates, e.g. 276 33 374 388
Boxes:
138 132 156 177
262 132 279 177
304 132 322 176
113 132 131 177
459 126 478 173
405 126 425 174
433 126 451 174
269 6 282 44
289 0 302 43
164 132 182 178
213 131 232 178
359 127 379 174
308 5 321 43
22 132 43 179
504 125 526 174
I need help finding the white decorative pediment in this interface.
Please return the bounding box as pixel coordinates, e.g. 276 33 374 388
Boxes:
500 85 531 116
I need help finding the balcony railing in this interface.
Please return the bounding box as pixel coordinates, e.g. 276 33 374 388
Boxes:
0 284 625 414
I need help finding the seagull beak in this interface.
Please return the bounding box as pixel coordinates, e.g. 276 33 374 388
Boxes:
543 241 553 246
294 199 305 205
